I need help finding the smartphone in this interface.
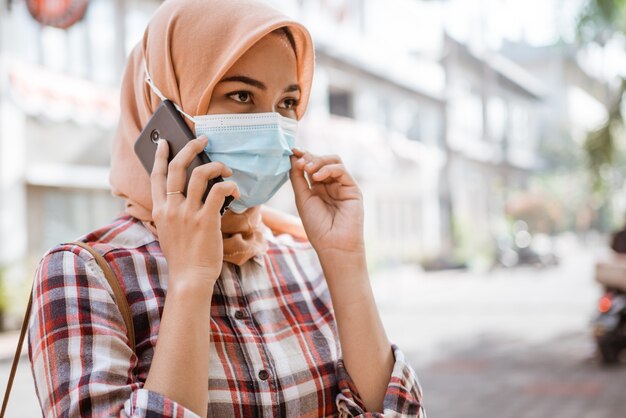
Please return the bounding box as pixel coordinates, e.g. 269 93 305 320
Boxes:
134 99 233 215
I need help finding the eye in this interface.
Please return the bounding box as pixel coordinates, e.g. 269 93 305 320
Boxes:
279 97 299 110
227 91 252 104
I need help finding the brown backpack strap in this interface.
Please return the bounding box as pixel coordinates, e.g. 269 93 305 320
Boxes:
70 241 135 351
1 241 135 417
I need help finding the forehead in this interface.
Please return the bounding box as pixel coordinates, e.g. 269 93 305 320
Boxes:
222 32 297 78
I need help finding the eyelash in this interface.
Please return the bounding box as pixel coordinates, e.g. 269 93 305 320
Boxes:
226 91 299 110
227 91 252 104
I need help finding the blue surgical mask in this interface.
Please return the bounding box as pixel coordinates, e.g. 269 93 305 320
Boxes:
144 62 297 214
196 113 296 213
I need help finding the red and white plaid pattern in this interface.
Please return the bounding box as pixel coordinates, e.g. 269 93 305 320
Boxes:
27 214 425 417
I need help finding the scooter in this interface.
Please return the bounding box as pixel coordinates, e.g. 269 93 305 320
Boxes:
492 223 559 269
592 257 626 364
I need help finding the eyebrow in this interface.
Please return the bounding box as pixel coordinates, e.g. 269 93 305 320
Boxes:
220 75 300 93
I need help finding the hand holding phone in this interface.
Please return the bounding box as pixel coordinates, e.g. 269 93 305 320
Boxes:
134 99 233 215
150 132 241 286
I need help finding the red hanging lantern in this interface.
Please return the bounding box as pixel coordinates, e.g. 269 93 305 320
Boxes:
26 0 89 30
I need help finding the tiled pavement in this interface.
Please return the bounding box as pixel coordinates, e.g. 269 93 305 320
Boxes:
409 331 626 418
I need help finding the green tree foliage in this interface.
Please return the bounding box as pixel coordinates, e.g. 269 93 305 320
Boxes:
583 78 625 189
578 0 626 45
578 1 626 189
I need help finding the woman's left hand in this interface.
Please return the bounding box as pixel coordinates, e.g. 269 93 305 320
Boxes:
290 148 365 257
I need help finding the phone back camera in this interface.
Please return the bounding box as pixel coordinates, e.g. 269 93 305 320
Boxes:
150 129 160 144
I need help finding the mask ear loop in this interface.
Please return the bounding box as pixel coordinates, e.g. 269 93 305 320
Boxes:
143 59 196 124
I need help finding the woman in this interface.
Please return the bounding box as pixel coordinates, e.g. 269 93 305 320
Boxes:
27 0 425 416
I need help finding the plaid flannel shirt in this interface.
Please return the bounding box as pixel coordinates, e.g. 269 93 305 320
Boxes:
27 214 425 417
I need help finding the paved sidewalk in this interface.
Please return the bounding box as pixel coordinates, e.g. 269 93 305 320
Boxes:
0 330 38 418
0 330 27 364
408 331 626 418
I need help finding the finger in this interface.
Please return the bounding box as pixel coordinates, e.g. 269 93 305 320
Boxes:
150 139 169 207
186 162 233 209
295 152 342 175
291 147 305 158
166 135 209 195
201 181 241 216
289 154 313 206
310 163 356 186
292 150 315 170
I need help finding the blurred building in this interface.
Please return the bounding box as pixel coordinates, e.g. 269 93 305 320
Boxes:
501 40 609 156
441 33 546 263
0 0 160 326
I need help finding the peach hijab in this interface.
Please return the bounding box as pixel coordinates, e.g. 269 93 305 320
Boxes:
109 0 314 265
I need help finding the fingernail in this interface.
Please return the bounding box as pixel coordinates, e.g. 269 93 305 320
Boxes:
297 158 305 165
305 161 314 168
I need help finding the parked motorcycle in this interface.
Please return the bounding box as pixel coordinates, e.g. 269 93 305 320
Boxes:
493 221 559 269
592 256 626 364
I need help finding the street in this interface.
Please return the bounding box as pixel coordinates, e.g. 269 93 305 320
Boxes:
370 236 626 417
1 237 624 417
1 351 39 417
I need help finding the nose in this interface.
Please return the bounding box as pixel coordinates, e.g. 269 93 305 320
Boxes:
260 104 277 114
256 97 279 114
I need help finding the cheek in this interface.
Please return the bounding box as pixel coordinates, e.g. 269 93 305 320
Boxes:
279 108 298 119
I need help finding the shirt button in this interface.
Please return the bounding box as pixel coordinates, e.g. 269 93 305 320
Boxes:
234 310 245 320
258 369 269 381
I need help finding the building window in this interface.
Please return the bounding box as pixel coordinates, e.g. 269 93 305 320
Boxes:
487 96 507 143
329 88 355 118
407 116 422 141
